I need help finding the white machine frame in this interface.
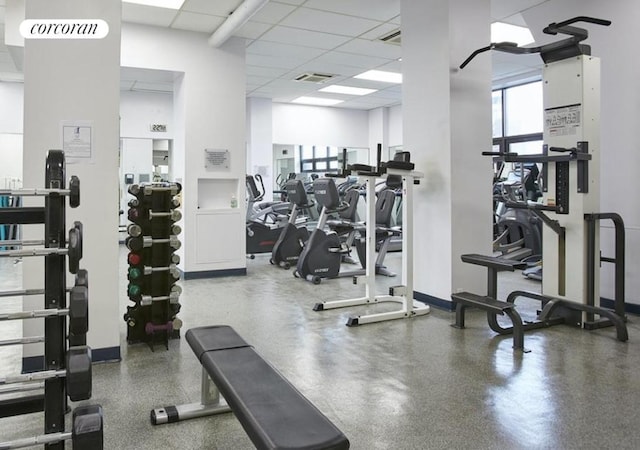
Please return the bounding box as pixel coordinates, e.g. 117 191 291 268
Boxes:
314 166 430 326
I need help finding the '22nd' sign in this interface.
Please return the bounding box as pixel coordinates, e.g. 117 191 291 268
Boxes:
150 124 167 132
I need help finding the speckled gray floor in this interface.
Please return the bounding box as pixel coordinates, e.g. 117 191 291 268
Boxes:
1 245 640 449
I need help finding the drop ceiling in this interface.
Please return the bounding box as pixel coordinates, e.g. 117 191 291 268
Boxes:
0 0 551 110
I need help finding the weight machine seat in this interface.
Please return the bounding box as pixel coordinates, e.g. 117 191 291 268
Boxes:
187 326 350 450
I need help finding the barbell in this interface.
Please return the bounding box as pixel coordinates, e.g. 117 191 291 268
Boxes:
0 404 103 449
0 223 83 274
0 176 80 208
0 345 92 401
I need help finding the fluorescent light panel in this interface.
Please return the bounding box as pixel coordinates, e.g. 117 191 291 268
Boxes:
319 85 377 96
292 96 344 106
354 70 402 84
491 22 534 46
123 0 185 9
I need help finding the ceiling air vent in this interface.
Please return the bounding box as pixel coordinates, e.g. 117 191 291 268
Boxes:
378 28 401 45
294 72 335 83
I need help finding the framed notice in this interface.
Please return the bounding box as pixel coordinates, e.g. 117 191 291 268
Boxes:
62 121 93 164
204 149 230 171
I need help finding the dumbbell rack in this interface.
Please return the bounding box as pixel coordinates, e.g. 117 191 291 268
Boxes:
0 150 98 449
124 182 182 351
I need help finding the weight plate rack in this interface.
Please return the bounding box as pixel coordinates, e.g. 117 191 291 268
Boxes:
124 181 183 351
0 150 103 449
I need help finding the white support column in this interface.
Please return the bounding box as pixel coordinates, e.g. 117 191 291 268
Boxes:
246 97 274 200
402 0 492 307
22 0 122 363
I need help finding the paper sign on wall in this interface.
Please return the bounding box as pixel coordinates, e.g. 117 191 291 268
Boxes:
62 121 93 164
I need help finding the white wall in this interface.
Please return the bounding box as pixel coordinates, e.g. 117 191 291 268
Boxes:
120 90 173 139
0 82 23 134
246 97 273 200
388 105 403 147
272 103 369 148
0 133 23 188
21 0 121 358
121 24 246 275
523 0 640 305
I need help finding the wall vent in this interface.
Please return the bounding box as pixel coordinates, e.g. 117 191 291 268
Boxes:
294 72 335 83
378 29 401 45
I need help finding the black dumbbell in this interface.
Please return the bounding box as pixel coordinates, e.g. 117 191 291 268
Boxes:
0 223 83 274
0 175 80 208
0 404 103 449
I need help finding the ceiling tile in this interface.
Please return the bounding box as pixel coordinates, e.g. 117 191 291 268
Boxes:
491 0 549 21
246 65 291 78
377 60 402 72
280 8 383 37
271 0 306 5
312 51 392 69
336 38 401 60
247 40 325 60
359 23 400 41
233 21 272 39
285 62 361 79
122 3 178 27
246 53 309 70
250 2 297 25
182 0 242 16
304 0 400 22
171 11 225 33
259 26 353 50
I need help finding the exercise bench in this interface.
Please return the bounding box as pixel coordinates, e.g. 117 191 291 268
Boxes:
151 325 350 450
451 254 529 352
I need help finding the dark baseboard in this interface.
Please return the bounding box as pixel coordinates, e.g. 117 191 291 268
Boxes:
22 346 121 373
182 268 247 280
414 291 454 311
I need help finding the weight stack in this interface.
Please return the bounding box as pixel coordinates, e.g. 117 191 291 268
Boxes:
124 182 182 350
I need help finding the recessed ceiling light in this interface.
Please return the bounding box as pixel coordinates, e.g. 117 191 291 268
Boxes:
292 96 344 106
122 0 185 9
354 70 402 84
491 22 534 46
319 85 377 96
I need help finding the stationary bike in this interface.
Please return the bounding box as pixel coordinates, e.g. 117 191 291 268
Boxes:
294 177 360 284
270 179 313 269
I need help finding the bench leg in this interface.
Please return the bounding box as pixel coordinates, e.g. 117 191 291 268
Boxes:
502 308 529 353
151 367 231 425
452 303 466 329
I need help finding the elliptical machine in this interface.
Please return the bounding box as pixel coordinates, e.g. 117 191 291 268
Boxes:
270 179 313 269
246 174 291 256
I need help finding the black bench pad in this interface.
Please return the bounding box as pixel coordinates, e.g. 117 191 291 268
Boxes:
461 253 528 271
186 325 250 360
188 326 349 450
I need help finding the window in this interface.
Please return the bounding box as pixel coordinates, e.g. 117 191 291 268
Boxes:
493 81 543 155
298 145 339 173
